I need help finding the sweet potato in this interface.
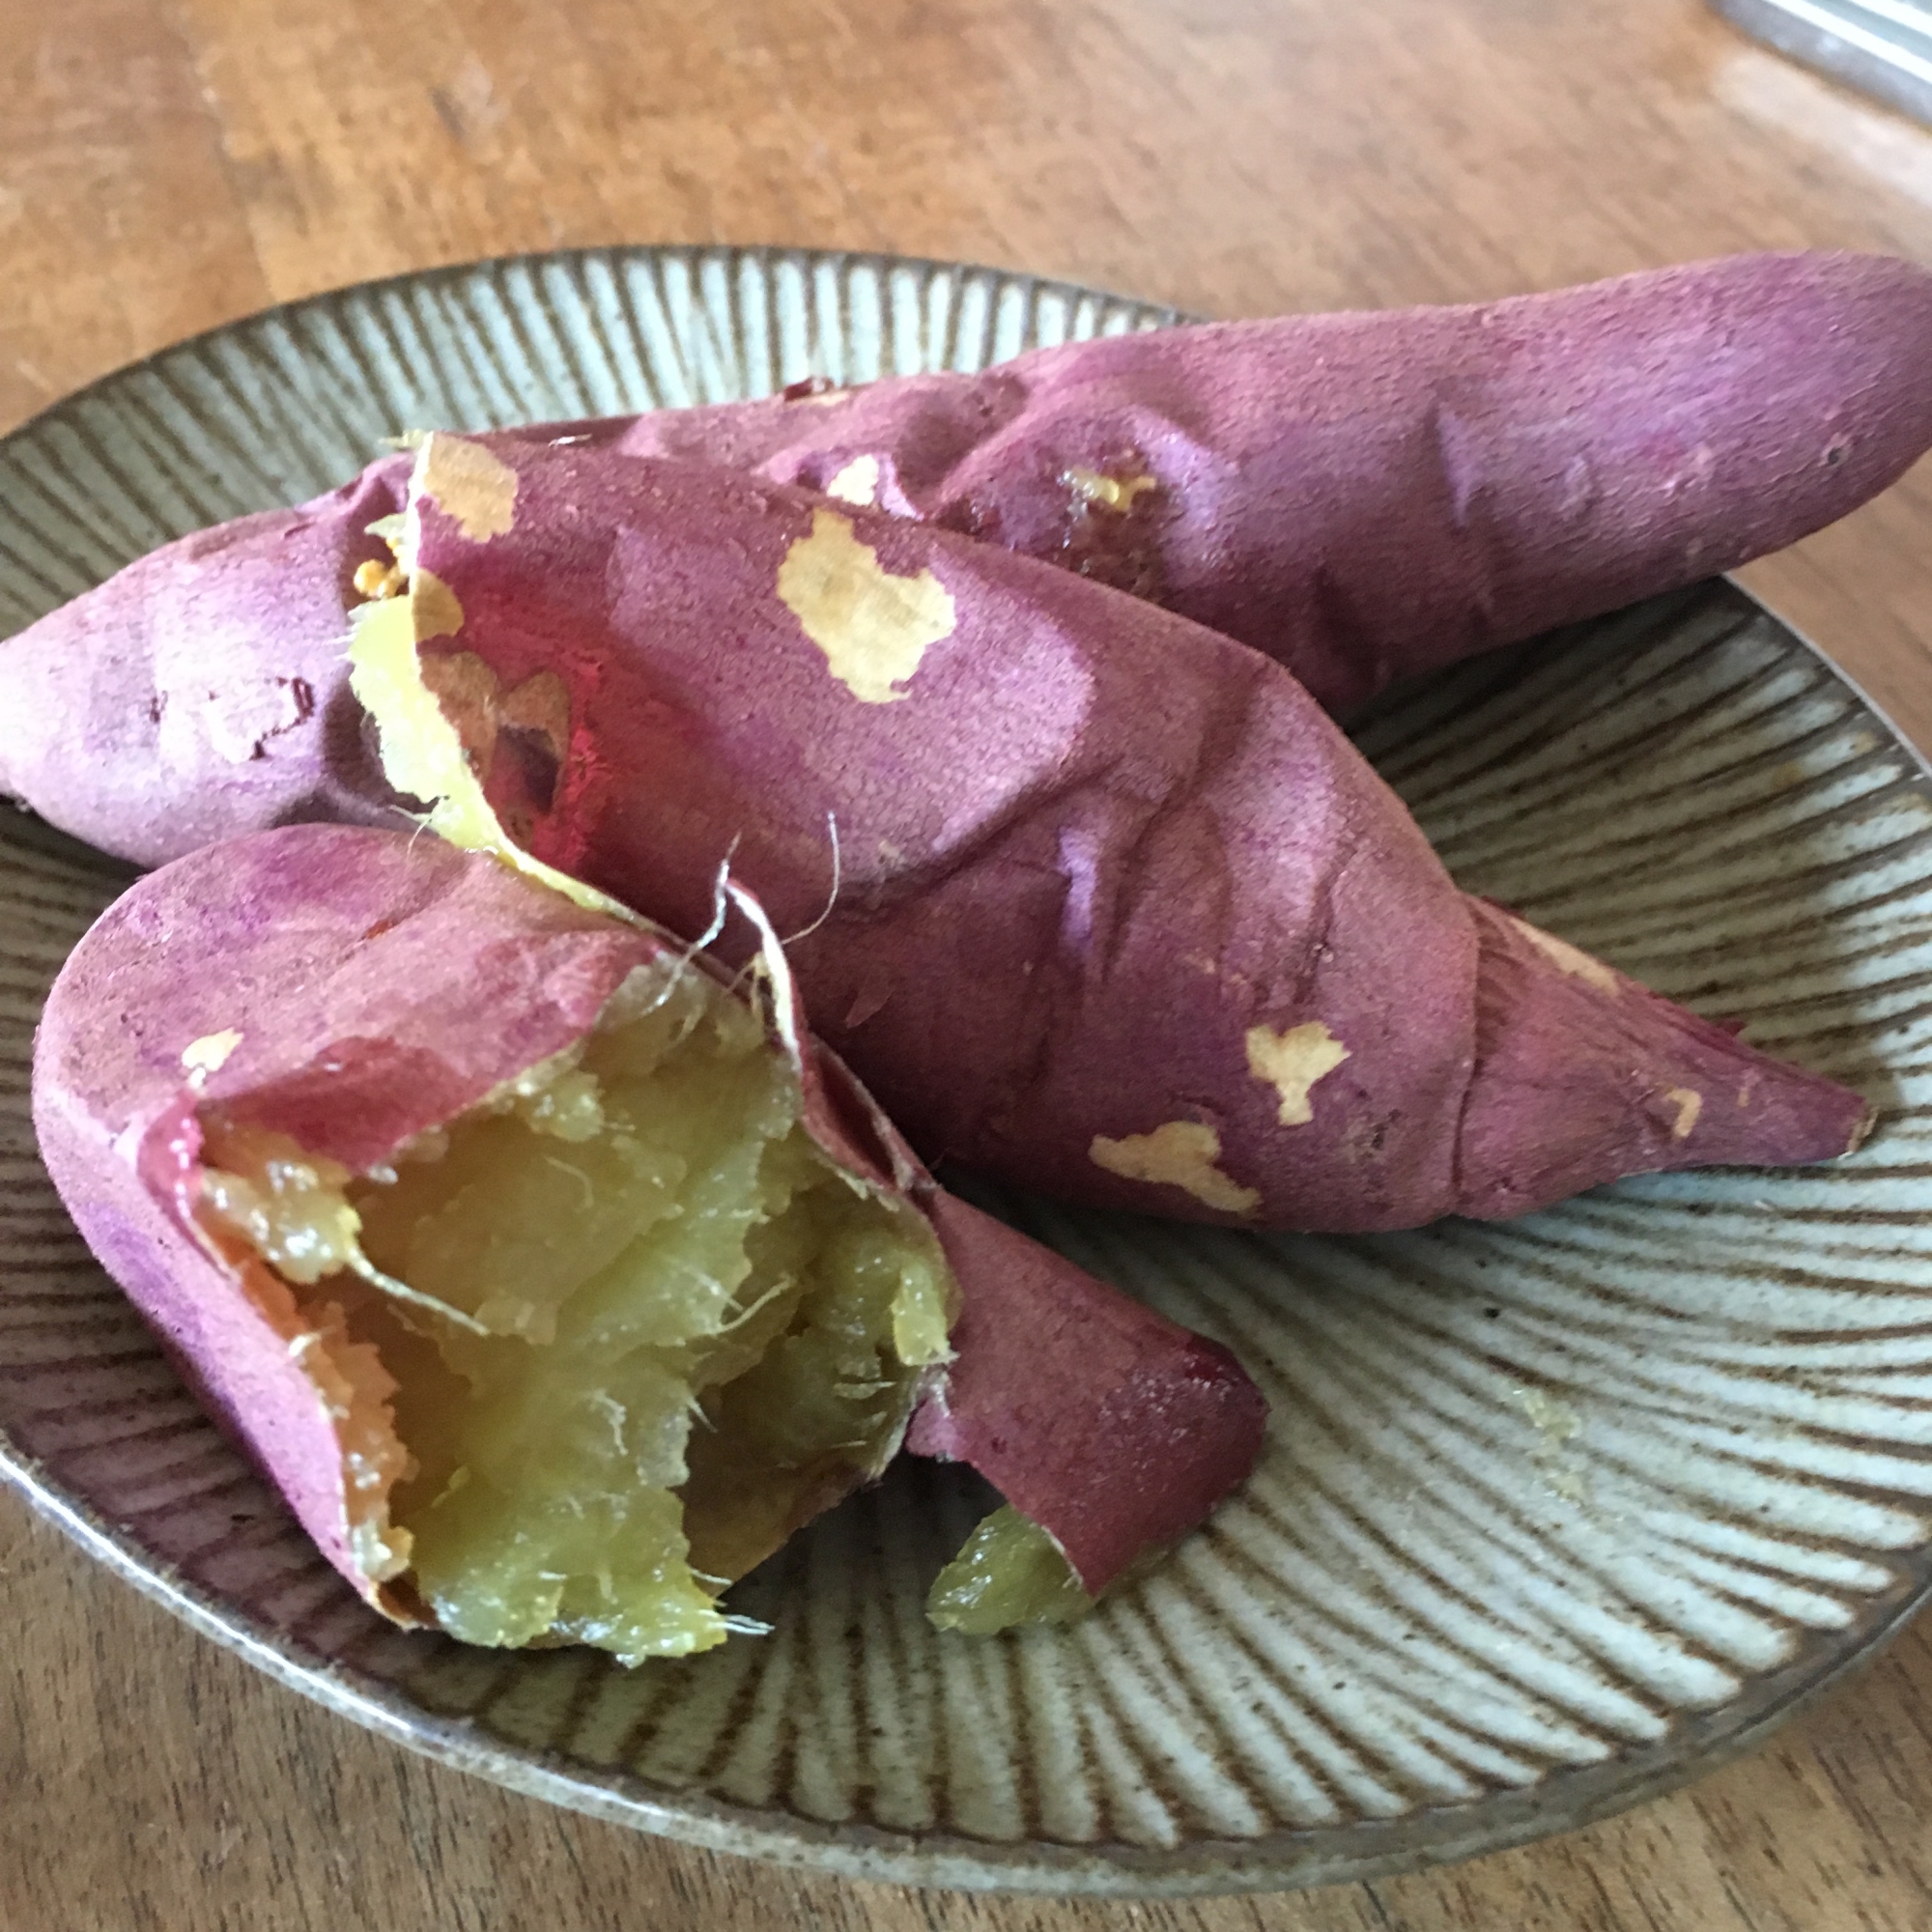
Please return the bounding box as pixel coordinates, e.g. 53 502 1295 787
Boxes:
324 433 1868 1234
564 249 1932 712
0 454 419 868
31 823 1265 1655
6 252 1930 870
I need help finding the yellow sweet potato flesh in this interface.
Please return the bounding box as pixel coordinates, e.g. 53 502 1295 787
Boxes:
197 956 953 1662
925 1504 1094 1634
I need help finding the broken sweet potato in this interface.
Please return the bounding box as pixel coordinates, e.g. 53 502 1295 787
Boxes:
31 824 1265 1655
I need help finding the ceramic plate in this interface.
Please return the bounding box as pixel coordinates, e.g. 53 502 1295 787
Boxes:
4 246 1931 1897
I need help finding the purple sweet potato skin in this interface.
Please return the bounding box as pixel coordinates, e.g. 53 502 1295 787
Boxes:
554 250 1932 712
0 456 415 867
413 439 1869 1232
1457 900 1869 1219
33 824 1262 1606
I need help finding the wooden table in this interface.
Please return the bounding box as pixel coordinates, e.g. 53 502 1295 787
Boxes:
7 2 1932 1925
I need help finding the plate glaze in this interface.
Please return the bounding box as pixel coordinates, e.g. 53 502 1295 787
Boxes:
3 246 1931 1896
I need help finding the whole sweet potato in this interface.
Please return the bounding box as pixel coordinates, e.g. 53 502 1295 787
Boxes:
32 824 1265 1655
333 434 1870 1234
573 250 1932 712
5 252 1930 869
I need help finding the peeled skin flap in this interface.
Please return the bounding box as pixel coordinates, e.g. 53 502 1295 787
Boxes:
31 824 1265 1633
914 1192 1265 1593
370 435 1869 1234
8 251 1932 871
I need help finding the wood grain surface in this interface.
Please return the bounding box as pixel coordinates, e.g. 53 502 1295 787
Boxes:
6 2 1932 1926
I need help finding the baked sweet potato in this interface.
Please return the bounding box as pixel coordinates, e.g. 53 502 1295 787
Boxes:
6 252 1930 870
31 823 1265 1655
327 433 1869 1234
566 249 1932 712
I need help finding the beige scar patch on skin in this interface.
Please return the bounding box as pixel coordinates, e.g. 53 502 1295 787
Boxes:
776 508 956 703
415 651 571 786
412 568 465 642
181 1030 242 1079
414 434 520 542
1089 1121 1261 1216
352 557 407 601
1512 915 1621 996
825 454 881 506
1245 1021 1350 1126
1064 467 1159 512
1663 1087 1704 1139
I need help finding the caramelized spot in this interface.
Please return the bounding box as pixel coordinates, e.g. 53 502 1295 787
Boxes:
1064 467 1159 513
353 558 408 601
189 1176 413 1592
